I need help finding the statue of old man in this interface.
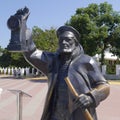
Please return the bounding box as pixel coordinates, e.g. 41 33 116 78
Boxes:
7 7 110 120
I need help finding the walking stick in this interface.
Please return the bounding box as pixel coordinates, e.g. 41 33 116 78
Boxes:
65 77 93 120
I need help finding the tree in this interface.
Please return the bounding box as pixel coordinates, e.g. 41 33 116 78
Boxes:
0 49 11 67
0 49 30 67
110 26 120 57
10 52 30 67
32 26 58 52
66 2 120 65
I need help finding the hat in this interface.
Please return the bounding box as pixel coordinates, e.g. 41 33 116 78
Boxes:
56 26 80 41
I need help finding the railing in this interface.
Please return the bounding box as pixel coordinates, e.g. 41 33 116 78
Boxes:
0 67 44 78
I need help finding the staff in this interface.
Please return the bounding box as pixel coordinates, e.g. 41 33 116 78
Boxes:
65 77 93 120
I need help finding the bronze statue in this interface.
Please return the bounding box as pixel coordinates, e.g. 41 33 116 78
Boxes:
7 7 110 120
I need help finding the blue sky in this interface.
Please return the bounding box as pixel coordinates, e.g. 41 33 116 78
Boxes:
1 0 120 48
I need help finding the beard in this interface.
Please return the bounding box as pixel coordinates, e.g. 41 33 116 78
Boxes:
61 48 73 53
58 46 75 54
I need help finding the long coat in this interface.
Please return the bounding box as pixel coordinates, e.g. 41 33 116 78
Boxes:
24 49 110 120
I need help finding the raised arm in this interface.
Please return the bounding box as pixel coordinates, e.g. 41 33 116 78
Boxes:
7 7 50 75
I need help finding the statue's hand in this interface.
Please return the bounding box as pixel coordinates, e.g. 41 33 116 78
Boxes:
25 29 36 51
74 94 93 110
15 6 30 20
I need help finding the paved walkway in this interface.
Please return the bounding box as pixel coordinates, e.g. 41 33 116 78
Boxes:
97 82 120 120
0 75 48 120
0 75 120 120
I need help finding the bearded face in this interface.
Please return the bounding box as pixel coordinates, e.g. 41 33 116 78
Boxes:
58 31 77 53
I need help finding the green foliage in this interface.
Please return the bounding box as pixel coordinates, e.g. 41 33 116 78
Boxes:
10 52 30 67
0 49 30 67
0 49 11 67
32 26 58 52
106 64 116 74
110 26 120 57
104 59 120 74
66 2 120 65
104 60 115 74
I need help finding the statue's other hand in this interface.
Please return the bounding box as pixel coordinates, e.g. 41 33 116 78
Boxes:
74 94 93 110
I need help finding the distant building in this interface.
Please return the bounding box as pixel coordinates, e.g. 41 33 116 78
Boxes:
93 47 119 65
93 47 120 74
